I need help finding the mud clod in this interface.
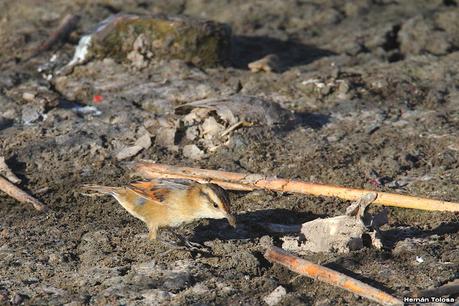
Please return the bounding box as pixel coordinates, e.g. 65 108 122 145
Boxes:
1 1 458 305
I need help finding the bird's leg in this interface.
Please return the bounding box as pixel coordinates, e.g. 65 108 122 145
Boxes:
147 225 187 252
157 228 209 253
147 225 158 241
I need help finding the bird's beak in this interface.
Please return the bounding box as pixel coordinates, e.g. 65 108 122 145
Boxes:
227 214 237 228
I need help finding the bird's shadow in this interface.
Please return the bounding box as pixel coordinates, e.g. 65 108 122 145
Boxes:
231 35 335 72
381 221 459 249
191 208 326 242
275 111 331 134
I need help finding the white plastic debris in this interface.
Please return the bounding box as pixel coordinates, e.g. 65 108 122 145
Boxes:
66 35 92 67
72 105 102 116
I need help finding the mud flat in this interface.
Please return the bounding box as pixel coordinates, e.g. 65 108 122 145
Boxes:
1 1 458 305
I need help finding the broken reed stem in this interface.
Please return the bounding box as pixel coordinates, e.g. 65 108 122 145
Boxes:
132 161 459 212
27 14 80 60
0 175 47 211
265 247 403 306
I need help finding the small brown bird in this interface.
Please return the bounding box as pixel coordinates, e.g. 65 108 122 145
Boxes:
82 179 236 240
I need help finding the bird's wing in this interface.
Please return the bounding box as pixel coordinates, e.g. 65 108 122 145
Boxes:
128 179 193 204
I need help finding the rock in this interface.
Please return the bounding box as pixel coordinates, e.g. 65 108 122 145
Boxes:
315 298 332 306
48 253 60 265
22 92 35 101
140 99 174 115
282 193 384 254
116 145 144 160
434 10 459 47
11 293 27 305
183 144 205 160
22 104 45 124
201 116 224 139
127 34 150 69
399 15 452 55
66 14 231 69
0 290 8 305
282 215 366 254
131 260 193 292
259 235 274 249
263 286 287 306
135 133 152 149
141 289 174 304
132 260 157 276
185 126 199 141
189 283 209 295
41 286 67 296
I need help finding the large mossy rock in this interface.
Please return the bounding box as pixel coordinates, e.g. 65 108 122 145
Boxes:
79 14 232 68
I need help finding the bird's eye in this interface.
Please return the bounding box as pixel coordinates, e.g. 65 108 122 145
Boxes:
213 202 219 208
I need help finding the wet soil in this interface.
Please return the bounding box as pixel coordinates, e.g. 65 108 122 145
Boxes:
1 0 458 305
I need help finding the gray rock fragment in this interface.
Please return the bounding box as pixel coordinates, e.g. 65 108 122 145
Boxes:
116 145 143 160
282 193 385 254
22 104 45 124
263 286 287 306
135 133 152 149
183 144 205 160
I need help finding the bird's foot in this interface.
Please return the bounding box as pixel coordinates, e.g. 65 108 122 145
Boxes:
157 230 209 253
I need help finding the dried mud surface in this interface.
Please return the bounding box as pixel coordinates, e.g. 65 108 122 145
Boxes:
1 1 459 305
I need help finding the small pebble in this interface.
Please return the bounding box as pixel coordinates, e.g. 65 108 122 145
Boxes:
263 286 287 306
11 293 24 305
183 144 205 160
116 145 143 160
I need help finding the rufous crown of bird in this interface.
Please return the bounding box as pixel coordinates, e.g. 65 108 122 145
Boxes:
81 179 236 240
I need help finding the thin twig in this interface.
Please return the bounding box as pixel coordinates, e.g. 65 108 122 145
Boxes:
0 175 47 211
221 121 253 137
264 246 403 306
0 157 21 184
131 161 459 212
26 14 80 60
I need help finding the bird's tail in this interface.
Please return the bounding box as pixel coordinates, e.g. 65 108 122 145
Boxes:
80 184 121 196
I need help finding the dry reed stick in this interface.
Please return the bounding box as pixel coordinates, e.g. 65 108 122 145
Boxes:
265 247 403 306
0 175 47 211
131 161 459 212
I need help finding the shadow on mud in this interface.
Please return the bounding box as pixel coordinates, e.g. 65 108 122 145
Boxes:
231 35 335 71
274 111 330 134
191 208 327 242
382 221 459 249
325 262 400 295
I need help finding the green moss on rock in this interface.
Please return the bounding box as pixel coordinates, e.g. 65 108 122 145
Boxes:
88 14 231 67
